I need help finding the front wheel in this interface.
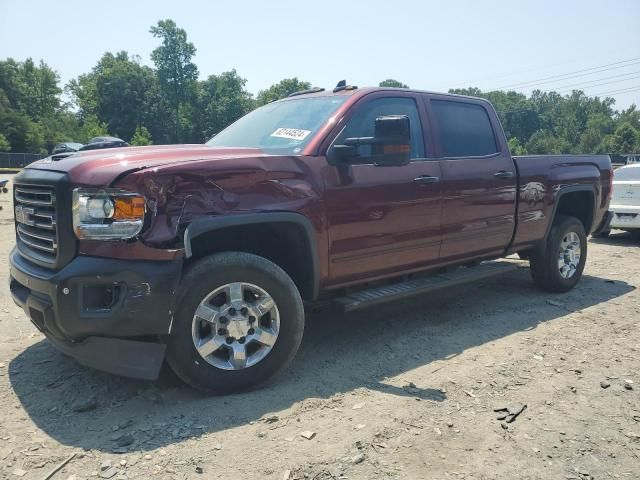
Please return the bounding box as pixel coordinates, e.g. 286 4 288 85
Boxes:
529 215 587 293
166 252 305 394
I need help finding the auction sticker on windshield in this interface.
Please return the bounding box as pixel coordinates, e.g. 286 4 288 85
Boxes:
271 128 311 141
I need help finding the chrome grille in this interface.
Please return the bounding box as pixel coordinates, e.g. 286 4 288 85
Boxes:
14 183 58 260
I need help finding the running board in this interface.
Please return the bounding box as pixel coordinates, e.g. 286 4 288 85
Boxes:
334 261 519 313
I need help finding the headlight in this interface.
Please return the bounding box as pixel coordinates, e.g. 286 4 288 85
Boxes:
73 188 146 240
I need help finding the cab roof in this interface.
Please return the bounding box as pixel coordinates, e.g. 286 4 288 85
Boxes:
279 86 489 104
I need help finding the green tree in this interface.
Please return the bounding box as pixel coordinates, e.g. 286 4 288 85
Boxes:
150 19 198 142
141 79 174 145
95 52 155 141
379 79 409 88
579 113 614 153
0 59 24 110
608 123 640 154
0 90 44 153
20 58 61 120
81 114 109 142
617 105 640 130
0 58 61 119
525 129 572 154
197 69 255 138
508 137 527 155
68 52 155 142
130 125 153 146
0 58 68 152
256 78 311 106
24 121 46 154
40 111 83 152
0 133 10 151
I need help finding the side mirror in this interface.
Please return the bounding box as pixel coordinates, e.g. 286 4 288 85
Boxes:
328 115 411 166
329 144 357 164
371 115 411 166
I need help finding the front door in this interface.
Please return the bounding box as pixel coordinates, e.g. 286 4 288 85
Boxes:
323 95 443 286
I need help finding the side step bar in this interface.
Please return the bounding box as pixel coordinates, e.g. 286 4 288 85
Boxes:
334 260 519 313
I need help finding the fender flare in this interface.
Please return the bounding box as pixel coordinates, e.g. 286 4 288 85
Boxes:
183 212 320 300
544 185 597 240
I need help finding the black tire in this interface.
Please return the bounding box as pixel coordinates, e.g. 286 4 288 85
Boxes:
628 229 640 240
529 215 587 293
591 230 610 238
166 252 304 394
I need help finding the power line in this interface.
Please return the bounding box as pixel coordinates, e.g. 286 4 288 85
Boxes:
555 74 640 94
591 85 640 96
457 56 605 86
552 71 640 92
554 71 640 90
492 57 640 90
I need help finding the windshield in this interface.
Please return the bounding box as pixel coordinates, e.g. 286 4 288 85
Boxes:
206 96 347 153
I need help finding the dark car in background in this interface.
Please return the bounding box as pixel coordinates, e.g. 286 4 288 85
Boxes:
52 142 83 155
48 137 128 161
78 136 128 151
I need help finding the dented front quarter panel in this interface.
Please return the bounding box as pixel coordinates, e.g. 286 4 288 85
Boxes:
88 153 330 280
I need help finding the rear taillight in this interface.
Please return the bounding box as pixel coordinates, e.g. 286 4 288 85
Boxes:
608 168 613 201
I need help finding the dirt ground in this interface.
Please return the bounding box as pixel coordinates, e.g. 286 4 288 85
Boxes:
0 173 638 480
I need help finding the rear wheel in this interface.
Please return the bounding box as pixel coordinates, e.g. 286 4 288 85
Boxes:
166 252 304 394
529 215 587 293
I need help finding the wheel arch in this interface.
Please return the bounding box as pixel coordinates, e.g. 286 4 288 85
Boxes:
183 212 320 301
545 185 597 240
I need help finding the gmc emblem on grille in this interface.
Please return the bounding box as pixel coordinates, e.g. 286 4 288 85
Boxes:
14 205 35 226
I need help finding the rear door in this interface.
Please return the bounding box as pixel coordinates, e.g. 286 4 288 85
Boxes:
323 93 443 285
424 95 517 261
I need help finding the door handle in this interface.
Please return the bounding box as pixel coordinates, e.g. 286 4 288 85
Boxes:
494 170 514 179
413 175 440 184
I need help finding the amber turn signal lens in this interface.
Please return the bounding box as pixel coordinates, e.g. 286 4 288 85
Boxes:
113 196 145 220
383 144 410 154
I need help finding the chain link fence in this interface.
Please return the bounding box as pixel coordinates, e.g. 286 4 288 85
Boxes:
0 153 45 169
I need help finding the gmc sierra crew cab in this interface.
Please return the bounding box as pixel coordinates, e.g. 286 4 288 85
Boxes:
9 83 613 393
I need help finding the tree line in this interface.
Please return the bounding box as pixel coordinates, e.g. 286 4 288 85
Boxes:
0 19 638 155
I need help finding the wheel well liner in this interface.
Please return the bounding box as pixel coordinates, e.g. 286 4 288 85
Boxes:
546 185 597 239
183 213 319 301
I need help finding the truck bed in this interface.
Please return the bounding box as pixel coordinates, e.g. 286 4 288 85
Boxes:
510 154 612 251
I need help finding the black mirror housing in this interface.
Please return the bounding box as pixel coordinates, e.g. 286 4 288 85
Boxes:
374 115 410 139
371 115 411 166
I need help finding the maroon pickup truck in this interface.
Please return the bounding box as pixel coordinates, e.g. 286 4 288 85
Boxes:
10 84 613 393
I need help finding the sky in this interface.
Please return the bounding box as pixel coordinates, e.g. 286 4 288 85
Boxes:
1 0 639 109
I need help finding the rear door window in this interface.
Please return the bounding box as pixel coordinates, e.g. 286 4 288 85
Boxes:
431 100 498 157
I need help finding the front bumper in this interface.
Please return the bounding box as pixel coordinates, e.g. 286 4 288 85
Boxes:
9 248 183 380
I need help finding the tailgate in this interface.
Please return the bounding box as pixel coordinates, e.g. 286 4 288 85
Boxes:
611 181 640 207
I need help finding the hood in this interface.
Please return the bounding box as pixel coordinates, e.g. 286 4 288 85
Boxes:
27 144 267 186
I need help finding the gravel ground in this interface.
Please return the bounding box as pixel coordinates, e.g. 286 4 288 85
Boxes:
0 174 638 480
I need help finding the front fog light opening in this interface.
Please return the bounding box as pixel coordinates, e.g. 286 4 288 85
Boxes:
83 283 123 313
